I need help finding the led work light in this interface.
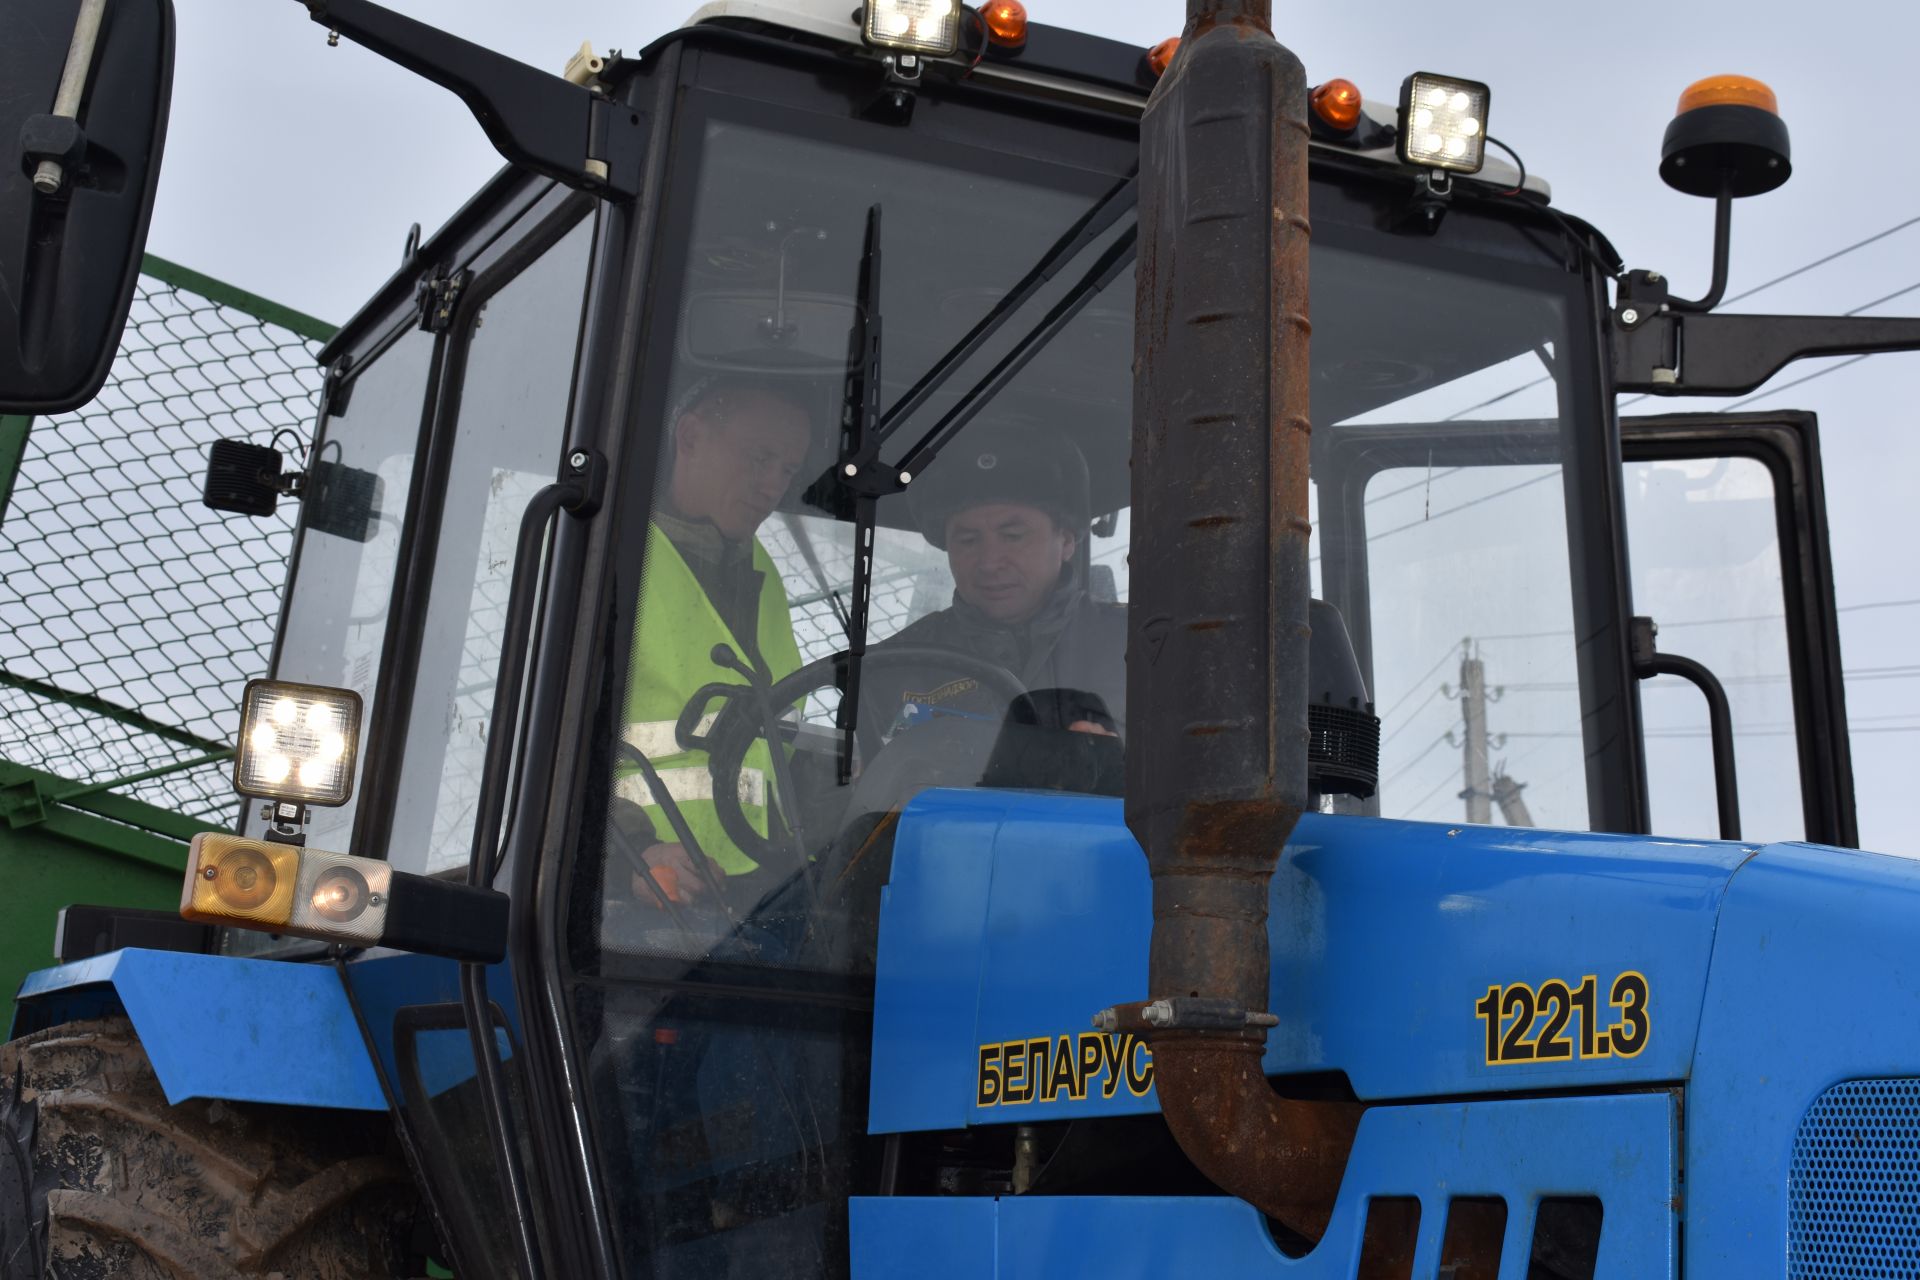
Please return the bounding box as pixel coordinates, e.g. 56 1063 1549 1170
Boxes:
1398 72 1490 175
233 679 362 806
181 833 507 962
863 0 962 56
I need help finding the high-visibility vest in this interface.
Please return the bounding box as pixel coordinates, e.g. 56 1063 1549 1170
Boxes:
619 523 803 875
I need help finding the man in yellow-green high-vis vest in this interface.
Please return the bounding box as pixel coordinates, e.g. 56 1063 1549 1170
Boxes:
616 374 813 901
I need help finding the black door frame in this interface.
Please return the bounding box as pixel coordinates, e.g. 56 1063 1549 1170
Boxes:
1620 410 1857 848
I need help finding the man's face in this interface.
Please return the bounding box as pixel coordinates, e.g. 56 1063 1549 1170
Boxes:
671 390 811 540
945 502 1074 624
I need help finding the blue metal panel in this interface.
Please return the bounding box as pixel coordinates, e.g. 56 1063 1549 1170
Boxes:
1270 818 1741 1097
11 947 386 1111
872 790 1744 1133
1686 842 1920 1275
338 948 522 1103
850 1196 997 1279
869 789 1031 1133
853 1092 1676 1278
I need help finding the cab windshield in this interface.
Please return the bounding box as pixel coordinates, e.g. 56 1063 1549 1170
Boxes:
565 88 1600 1275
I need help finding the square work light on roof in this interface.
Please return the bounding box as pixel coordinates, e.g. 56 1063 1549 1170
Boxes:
233 679 363 807
864 0 962 56
1398 72 1491 175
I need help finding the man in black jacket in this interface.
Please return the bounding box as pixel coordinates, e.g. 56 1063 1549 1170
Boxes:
868 427 1126 738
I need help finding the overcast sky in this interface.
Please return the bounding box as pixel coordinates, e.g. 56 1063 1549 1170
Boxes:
145 0 1920 850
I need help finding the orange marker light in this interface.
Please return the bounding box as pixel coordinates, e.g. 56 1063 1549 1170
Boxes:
1311 78 1364 132
980 0 1027 47
1676 74 1778 117
182 833 300 928
1147 36 1180 78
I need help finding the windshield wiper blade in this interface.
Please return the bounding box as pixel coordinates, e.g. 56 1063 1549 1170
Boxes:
834 203 887 785
822 182 1137 782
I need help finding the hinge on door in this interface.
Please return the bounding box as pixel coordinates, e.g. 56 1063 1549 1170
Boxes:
321 355 354 418
417 268 470 334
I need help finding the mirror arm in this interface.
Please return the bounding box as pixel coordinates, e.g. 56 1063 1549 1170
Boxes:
1614 309 1920 395
301 0 643 198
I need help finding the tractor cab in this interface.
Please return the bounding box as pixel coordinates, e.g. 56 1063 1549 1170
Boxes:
5 1 1910 1277
227 9 1735 1274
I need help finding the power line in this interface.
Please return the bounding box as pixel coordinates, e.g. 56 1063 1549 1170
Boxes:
1841 597 1920 616
1377 643 1464 722
1665 711 1920 734
1396 769 1463 820
1367 471 1559 544
1721 213 1920 308
1341 262 1920 549
1457 598 1920 652
1444 375 1552 422
1380 725 1459 791
1379 685 1449 748
1603 215 1920 409
1367 466 1466 508
1413 213 1920 427
1721 353 1872 413
1515 724 1920 740
1504 663 1920 694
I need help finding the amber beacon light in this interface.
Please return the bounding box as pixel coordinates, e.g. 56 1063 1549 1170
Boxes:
1662 73 1790 197
979 0 1027 47
1677 74 1779 116
1311 78 1364 132
1146 36 1180 79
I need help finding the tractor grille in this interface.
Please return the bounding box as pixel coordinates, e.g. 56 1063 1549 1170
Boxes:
1789 1078 1920 1278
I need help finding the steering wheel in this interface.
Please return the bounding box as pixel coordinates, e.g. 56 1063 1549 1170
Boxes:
695 645 1027 870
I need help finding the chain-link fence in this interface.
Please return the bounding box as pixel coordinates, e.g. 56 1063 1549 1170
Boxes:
0 257 331 823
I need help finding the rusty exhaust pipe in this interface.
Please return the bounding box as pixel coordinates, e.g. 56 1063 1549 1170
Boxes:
1113 0 1361 1242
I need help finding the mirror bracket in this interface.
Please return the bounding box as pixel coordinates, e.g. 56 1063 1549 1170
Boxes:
303 0 645 199
19 116 89 190
1614 308 1920 395
415 268 470 334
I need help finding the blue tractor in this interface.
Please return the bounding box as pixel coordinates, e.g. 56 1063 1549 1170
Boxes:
4 1 1919 1276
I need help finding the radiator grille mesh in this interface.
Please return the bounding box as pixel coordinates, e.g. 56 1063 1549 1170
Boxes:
1790 1078 1920 1278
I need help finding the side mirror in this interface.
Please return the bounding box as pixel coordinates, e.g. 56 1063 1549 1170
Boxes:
0 0 175 415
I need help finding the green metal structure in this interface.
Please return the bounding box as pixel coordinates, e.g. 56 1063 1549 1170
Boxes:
0 256 331 1000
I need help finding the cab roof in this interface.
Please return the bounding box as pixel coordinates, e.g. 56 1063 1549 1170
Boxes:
685 0 1549 200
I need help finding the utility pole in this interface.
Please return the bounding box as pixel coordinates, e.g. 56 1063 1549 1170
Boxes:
1457 645 1492 824
1491 771 1534 827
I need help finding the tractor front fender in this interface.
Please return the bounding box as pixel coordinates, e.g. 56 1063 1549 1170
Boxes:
9 946 386 1111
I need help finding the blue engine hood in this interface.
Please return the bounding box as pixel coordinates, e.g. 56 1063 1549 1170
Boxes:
867 789 1897 1132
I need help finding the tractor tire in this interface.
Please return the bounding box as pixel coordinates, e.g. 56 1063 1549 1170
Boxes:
0 1016 417 1280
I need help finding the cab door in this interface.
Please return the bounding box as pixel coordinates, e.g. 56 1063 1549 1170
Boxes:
1620 410 1855 847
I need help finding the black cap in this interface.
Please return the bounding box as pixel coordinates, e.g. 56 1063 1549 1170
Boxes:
907 427 1092 550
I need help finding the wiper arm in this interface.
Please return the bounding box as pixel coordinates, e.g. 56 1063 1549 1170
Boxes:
876 170 1137 442
895 224 1137 480
820 180 1139 784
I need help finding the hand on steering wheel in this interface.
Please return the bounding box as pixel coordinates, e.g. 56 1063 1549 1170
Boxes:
695 645 1027 870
